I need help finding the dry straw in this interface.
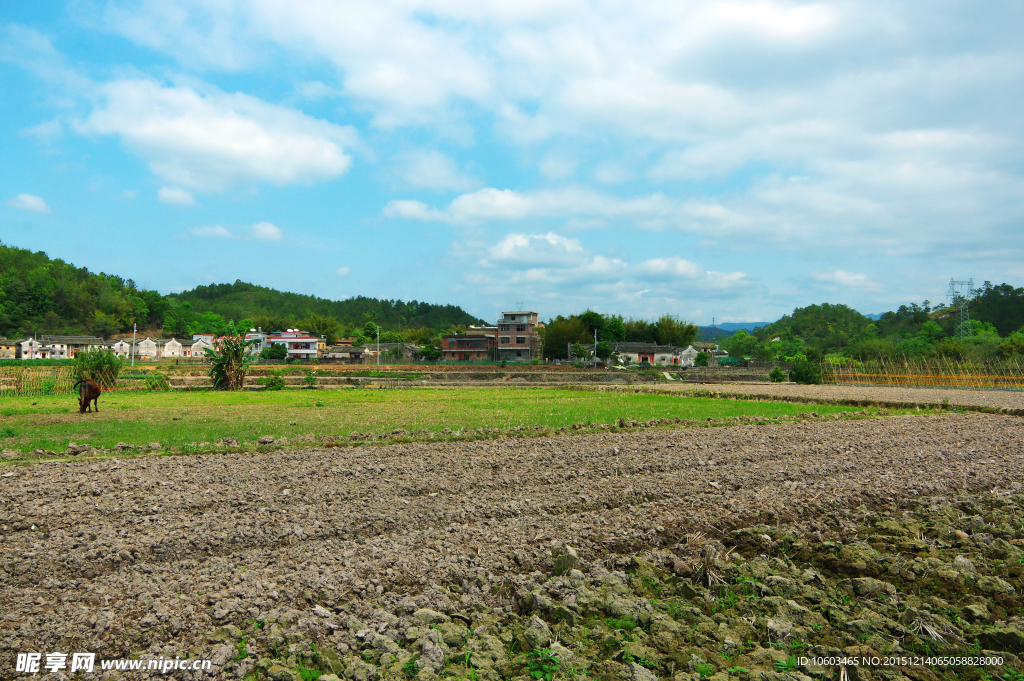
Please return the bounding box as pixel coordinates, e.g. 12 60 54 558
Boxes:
822 356 1024 390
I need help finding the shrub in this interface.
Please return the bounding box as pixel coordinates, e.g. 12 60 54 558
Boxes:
259 369 286 391
206 324 258 390
260 343 287 360
768 366 785 382
694 352 709 367
789 359 821 384
145 372 170 389
73 349 123 389
302 370 317 388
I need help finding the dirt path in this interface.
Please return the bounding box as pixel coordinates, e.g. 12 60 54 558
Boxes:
2 413 1023 678
673 382 1024 411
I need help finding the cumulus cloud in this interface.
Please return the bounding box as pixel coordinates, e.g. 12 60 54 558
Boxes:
78 78 357 191
6 194 50 213
249 221 283 241
158 186 196 206
336 266 350 276
487 232 586 268
459 230 752 312
190 225 232 238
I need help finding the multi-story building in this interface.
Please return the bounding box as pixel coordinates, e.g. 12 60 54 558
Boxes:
266 329 321 360
496 311 542 361
441 334 495 361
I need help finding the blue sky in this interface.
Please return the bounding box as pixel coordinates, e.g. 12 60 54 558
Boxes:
2 1 1022 325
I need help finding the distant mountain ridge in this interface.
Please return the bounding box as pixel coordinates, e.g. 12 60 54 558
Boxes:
167 280 487 330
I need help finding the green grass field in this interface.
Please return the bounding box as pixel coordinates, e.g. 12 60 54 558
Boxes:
0 387 883 453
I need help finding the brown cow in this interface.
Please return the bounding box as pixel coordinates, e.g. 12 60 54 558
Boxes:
74 379 101 413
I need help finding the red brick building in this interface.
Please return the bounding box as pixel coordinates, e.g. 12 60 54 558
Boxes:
441 333 495 361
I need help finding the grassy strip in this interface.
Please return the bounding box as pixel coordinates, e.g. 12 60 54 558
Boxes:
0 387 886 455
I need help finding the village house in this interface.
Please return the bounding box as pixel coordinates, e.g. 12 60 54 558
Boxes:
441 333 495 361
496 310 542 361
597 342 685 366
185 337 210 357
265 329 321 360
110 339 131 357
16 338 59 359
135 337 158 358
324 345 367 362
160 338 184 357
244 330 267 355
0 338 17 359
40 335 107 358
376 342 422 361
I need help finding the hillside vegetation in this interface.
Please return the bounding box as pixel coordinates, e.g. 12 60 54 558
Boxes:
0 241 483 342
724 290 1024 362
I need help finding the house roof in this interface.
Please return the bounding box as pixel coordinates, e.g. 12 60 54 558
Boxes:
40 335 105 344
607 342 679 353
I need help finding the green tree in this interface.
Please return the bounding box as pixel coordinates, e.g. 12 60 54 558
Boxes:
603 316 626 342
570 341 592 363
595 341 612 361
655 314 699 347
302 313 340 344
542 316 590 359
92 312 118 339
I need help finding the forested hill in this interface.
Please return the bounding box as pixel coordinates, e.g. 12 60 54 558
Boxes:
0 241 483 339
167 281 485 331
724 289 1024 362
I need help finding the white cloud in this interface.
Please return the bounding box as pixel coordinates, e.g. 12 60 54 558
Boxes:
336 266 350 276
487 232 586 268
385 186 678 226
158 186 196 206
21 120 62 140
190 225 233 238
78 78 357 191
809 269 880 290
122 190 138 199
634 257 704 280
6 194 50 213
382 199 447 222
394 149 479 191
249 221 283 241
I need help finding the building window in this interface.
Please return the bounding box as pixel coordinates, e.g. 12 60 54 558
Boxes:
516 324 526 332
500 336 510 344
516 350 522 357
499 325 509 332
516 336 526 344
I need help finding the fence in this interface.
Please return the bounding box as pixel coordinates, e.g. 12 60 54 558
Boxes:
0 366 172 397
821 357 1024 391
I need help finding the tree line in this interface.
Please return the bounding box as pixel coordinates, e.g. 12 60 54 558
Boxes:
540 311 699 360
722 285 1024 363
0 241 483 344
